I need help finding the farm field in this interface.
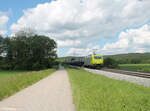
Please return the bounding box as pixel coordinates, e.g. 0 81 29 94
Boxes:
0 69 56 101
119 64 150 72
67 67 150 111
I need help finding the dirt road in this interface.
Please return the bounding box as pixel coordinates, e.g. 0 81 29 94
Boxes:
0 67 75 111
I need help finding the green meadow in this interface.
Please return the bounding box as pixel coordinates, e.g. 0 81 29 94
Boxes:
119 64 150 72
67 68 150 111
0 69 56 101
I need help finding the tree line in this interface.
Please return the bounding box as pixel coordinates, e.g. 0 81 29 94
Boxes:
104 57 144 68
0 33 57 70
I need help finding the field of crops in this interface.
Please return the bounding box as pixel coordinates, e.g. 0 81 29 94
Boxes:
119 64 150 72
0 69 56 101
67 68 150 111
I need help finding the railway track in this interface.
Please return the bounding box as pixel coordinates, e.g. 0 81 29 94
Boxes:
101 68 150 79
68 65 150 79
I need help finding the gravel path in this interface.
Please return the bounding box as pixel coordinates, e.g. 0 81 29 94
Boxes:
0 67 75 111
85 68 150 87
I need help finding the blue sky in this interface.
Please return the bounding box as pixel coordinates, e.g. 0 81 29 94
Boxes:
0 0 150 57
0 0 50 35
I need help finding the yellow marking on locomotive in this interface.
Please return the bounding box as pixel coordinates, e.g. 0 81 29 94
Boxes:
91 55 103 65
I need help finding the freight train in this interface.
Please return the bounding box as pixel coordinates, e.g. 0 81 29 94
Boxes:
65 54 104 68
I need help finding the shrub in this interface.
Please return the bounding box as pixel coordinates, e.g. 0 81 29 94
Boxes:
0 64 11 70
104 58 118 68
32 62 41 70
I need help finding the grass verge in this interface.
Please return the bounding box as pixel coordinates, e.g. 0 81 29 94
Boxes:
67 68 150 111
119 64 150 72
0 69 56 101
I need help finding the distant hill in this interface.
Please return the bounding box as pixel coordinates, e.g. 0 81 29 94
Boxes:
104 53 150 59
59 53 150 64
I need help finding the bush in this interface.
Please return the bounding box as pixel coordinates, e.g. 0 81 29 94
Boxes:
130 59 141 64
104 58 118 68
32 62 42 70
0 64 11 70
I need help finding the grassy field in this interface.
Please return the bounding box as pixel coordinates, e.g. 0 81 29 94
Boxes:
0 69 56 101
119 64 150 72
67 68 150 111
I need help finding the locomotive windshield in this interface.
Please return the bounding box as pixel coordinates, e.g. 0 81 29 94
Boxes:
94 56 102 59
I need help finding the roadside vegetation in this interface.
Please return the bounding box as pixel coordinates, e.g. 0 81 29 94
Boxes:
67 68 150 111
104 58 119 68
0 29 58 70
119 64 150 72
0 69 56 101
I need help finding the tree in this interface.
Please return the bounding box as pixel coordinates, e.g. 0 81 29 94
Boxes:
104 58 118 68
14 27 36 37
130 59 141 64
0 34 57 70
0 35 4 55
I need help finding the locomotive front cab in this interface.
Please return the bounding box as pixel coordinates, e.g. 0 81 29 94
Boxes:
91 55 103 65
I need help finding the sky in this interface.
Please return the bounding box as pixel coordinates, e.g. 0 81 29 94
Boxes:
0 0 150 57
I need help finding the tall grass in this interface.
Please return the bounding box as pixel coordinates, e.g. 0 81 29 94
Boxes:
0 69 56 101
67 68 150 111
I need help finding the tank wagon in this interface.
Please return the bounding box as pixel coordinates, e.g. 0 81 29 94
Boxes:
65 54 103 68
64 57 84 66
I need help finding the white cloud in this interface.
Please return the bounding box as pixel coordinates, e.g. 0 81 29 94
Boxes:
102 24 150 55
67 45 101 56
57 39 81 47
0 11 9 35
67 48 91 56
10 0 150 56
